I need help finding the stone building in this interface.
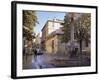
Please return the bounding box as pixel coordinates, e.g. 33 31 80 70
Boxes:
41 19 64 54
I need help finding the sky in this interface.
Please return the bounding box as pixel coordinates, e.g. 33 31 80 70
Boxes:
33 11 65 37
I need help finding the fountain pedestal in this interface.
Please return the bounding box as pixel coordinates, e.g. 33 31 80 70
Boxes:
66 14 79 58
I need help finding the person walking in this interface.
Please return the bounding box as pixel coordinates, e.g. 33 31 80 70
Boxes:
33 48 37 62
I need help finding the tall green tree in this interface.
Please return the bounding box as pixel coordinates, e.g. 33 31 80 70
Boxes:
61 13 73 43
61 13 91 57
23 10 37 40
75 13 91 55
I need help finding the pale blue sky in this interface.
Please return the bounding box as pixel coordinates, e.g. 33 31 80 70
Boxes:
34 11 65 36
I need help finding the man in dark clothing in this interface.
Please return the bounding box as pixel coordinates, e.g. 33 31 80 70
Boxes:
33 49 37 61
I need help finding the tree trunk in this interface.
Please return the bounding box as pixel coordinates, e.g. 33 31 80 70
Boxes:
80 40 82 55
79 39 82 65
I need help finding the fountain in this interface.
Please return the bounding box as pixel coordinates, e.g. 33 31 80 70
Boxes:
66 13 79 58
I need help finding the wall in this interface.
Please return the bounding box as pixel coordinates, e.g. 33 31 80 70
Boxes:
48 21 63 34
46 35 58 54
0 0 99 80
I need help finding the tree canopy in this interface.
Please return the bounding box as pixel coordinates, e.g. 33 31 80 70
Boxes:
61 13 72 43
61 12 91 56
75 13 91 43
61 13 91 44
23 10 37 40
23 10 37 29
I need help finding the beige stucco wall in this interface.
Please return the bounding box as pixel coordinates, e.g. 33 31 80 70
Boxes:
45 35 68 55
48 21 63 34
45 35 58 54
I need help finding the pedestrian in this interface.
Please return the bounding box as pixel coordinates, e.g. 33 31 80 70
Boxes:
35 48 44 68
33 48 37 61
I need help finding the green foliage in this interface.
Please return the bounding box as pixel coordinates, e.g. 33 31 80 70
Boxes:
61 13 72 43
23 10 37 40
23 27 33 40
23 10 37 29
61 13 91 43
75 13 91 55
75 13 91 42
61 12 91 56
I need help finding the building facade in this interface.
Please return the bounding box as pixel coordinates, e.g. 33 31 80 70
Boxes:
41 19 64 54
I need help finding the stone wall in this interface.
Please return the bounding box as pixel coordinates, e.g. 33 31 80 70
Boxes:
45 35 58 54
